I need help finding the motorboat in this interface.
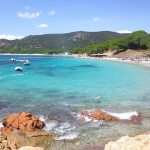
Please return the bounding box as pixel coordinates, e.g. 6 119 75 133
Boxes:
10 58 16 61
23 60 31 65
15 67 23 71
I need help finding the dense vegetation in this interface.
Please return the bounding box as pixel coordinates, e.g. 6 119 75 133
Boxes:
73 30 150 54
0 30 149 54
0 31 127 54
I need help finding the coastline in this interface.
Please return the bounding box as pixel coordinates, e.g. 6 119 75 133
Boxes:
72 55 150 68
0 53 150 150
1 53 150 68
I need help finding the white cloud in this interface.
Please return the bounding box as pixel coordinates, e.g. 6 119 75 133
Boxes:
0 34 25 40
93 17 100 22
37 23 48 28
117 29 132 33
48 10 56 16
17 11 42 19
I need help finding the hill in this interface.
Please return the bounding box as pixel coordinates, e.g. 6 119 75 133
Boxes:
74 30 150 54
0 31 128 54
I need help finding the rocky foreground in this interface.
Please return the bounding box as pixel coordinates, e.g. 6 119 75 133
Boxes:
0 111 149 150
104 133 150 150
0 112 54 150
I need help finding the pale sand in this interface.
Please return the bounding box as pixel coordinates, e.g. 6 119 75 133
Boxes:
72 55 150 68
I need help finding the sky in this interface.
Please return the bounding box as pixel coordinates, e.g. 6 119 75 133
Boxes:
0 0 150 40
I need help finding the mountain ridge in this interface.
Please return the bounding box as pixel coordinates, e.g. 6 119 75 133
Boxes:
0 31 128 53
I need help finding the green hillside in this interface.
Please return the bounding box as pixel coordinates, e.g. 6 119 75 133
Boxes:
73 30 150 54
0 31 127 54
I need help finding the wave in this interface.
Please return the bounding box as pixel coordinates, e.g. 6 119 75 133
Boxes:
0 110 138 141
107 111 138 120
0 121 3 128
70 109 139 122
38 115 78 140
70 111 104 124
55 132 79 140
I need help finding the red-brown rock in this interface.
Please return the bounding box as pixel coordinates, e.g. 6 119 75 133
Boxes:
1 112 45 132
0 127 13 134
81 109 117 121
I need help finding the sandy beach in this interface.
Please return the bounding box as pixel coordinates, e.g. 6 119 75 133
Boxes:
73 55 150 68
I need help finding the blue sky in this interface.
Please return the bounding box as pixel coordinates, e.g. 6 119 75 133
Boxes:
0 0 150 39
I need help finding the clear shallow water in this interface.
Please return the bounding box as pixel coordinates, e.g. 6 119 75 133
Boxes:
0 55 150 149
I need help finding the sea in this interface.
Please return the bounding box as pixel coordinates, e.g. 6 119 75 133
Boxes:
0 55 150 149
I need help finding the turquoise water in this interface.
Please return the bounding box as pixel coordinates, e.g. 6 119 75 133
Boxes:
0 55 150 149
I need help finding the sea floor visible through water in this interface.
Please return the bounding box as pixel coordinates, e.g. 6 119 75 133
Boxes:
0 55 150 150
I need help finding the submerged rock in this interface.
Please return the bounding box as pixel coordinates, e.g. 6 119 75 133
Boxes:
123 114 142 124
104 133 150 150
1 112 45 132
81 109 118 121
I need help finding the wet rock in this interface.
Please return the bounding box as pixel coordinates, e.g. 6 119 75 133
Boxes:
123 114 142 124
104 133 150 150
2 112 45 132
18 146 44 150
81 109 117 121
131 115 142 124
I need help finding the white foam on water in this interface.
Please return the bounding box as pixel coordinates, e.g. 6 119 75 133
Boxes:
95 96 101 100
44 120 58 131
107 111 138 120
71 109 138 122
55 132 79 140
52 122 78 140
77 114 93 122
39 115 78 140
70 111 103 123
54 122 76 135
70 111 92 123
38 115 45 122
0 122 3 128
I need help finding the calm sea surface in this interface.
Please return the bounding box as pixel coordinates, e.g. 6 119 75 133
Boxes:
0 55 150 149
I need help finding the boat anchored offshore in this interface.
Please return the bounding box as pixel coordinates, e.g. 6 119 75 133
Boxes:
15 67 23 71
23 60 31 65
10 58 16 61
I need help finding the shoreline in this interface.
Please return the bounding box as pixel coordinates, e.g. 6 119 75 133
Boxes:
0 53 150 150
72 55 150 68
1 53 150 68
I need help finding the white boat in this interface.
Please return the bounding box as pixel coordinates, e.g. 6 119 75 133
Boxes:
10 58 16 61
23 60 31 65
15 67 23 71
23 62 30 65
